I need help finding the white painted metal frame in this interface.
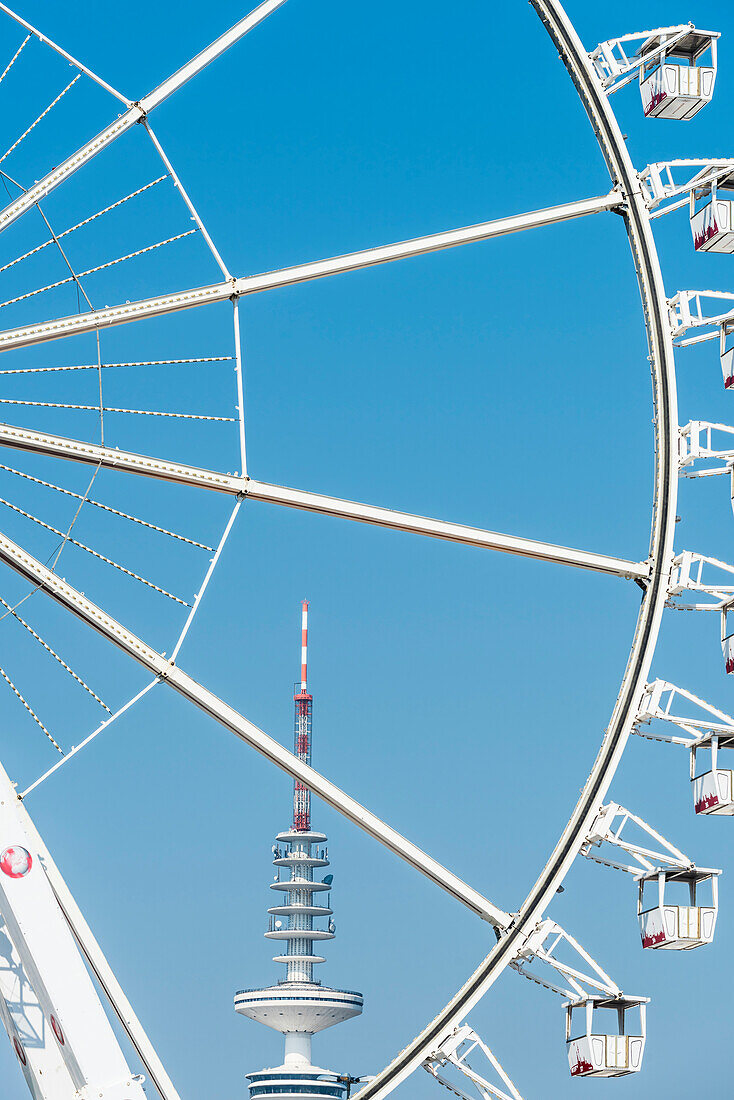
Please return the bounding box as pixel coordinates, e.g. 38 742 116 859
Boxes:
0 424 649 580
582 802 698 875
0 193 622 352
634 679 734 745
669 289 734 346
423 1025 523 1100
640 159 734 217
590 25 718 93
667 550 734 610
511 920 624 1002
0 0 691 1097
679 420 734 476
0 0 289 233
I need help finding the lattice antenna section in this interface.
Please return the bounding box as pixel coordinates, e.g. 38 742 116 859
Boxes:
293 601 312 833
423 1025 524 1100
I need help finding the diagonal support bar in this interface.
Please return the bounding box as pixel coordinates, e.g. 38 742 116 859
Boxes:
139 0 288 112
0 192 623 351
0 526 510 929
0 0 288 234
0 424 650 580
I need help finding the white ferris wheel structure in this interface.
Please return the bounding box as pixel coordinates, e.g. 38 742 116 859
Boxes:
0 1 731 1097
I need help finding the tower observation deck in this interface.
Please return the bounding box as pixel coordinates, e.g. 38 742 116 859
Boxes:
235 602 363 1100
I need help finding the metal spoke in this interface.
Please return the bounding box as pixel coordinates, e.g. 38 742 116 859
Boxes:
0 0 289 234
0 177 168 276
0 2 130 104
0 192 623 351
0 74 81 166
0 522 510 929
0 230 197 310
0 425 649 580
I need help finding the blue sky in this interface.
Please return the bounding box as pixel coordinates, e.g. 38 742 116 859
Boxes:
0 1 733 1097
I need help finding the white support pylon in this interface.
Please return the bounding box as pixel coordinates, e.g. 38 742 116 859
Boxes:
0 759 147 1100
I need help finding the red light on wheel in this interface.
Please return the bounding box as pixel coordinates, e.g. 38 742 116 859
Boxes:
51 1016 65 1046
13 1037 26 1065
0 846 32 878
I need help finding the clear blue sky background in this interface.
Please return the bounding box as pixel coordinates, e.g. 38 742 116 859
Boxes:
0 1 733 1097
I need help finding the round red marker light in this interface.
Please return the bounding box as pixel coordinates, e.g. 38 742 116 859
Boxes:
0 846 32 878
51 1016 65 1046
13 1037 26 1065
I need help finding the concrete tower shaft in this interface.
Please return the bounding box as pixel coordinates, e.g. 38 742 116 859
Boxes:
234 603 363 1100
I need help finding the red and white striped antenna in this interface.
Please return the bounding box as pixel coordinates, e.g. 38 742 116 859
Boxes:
300 599 309 692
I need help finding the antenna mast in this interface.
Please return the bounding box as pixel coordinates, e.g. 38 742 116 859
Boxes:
293 600 313 832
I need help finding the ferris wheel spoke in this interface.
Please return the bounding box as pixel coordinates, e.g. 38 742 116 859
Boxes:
0 522 511 929
0 2 130 104
0 424 650 580
0 191 623 351
0 0 289 234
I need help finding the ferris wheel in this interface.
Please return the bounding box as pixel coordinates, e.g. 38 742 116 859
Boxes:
0 0 733 1097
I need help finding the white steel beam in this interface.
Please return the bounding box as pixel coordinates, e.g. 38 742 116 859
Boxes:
0 1 131 105
19 812 182 1100
0 0 288 234
246 480 649 580
0 109 146 235
0 759 146 1100
0 425 650 580
0 192 623 352
0 526 510 930
139 0 288 112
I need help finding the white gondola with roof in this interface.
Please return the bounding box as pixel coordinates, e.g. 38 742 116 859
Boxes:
590 24 719 118
639 28 718 118
510 920 648 1078
582 801 720 950
690 170 734 252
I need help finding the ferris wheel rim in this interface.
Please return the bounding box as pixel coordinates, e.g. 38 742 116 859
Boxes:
352 2 679 1096
0 1 683 1096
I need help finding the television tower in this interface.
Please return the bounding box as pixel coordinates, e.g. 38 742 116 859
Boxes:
234 601 363 1100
